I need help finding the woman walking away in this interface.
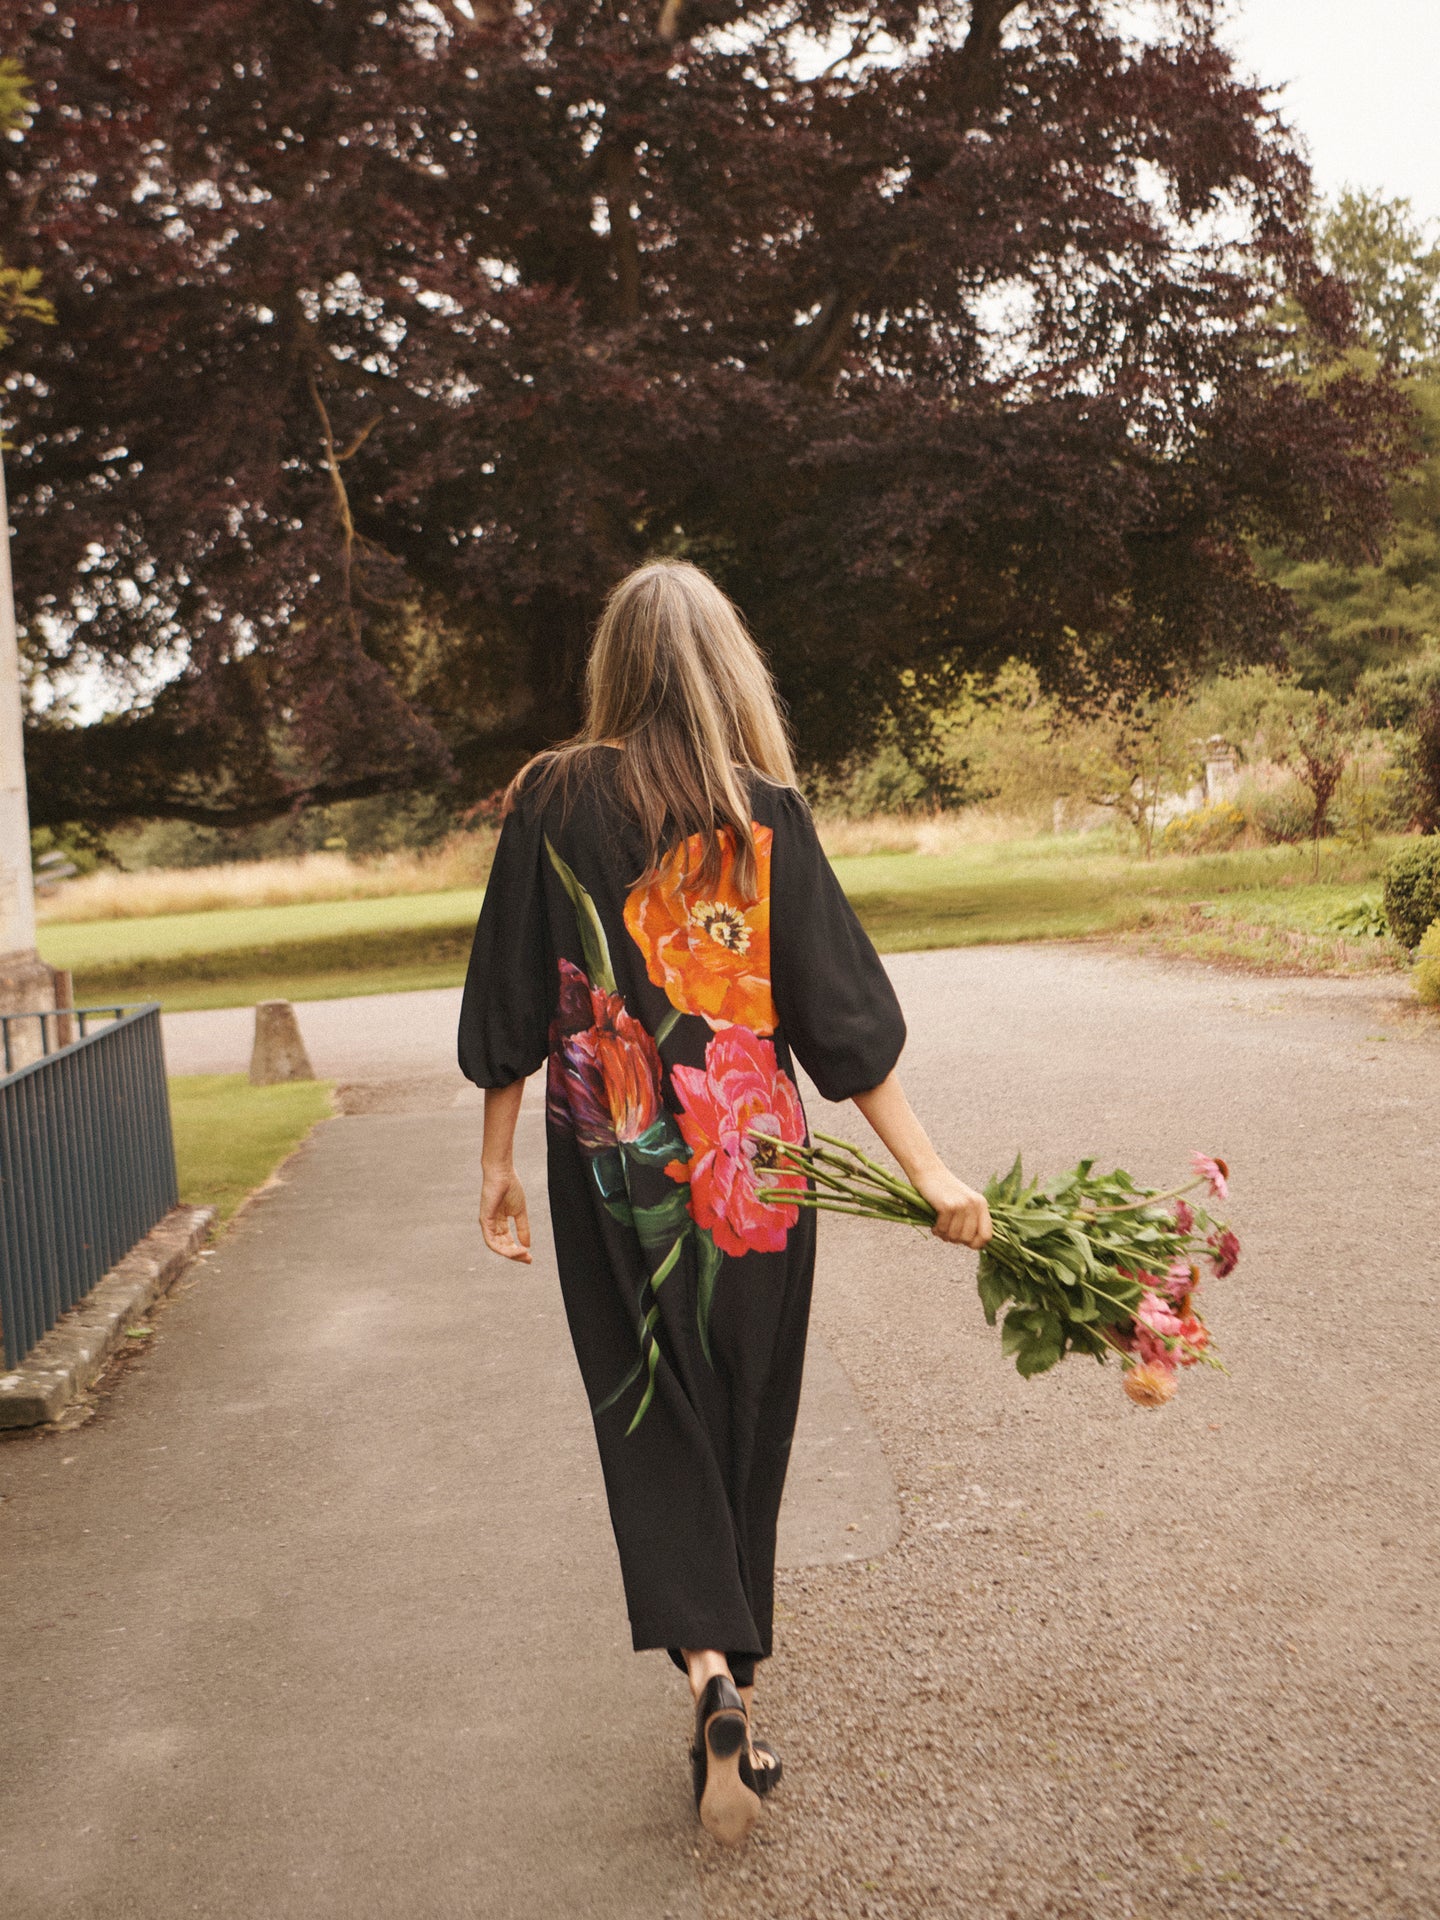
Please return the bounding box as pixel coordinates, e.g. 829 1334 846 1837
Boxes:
458 560 991 1847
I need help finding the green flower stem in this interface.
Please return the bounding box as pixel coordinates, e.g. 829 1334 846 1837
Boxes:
813 1131 934 1209
748 1182 917 1213
754 1181 915 1218
1087 1178 1208 1217
755 1189 923 1226
654 1007 681 1047
792 1158 911 1211
752 1129 934 1216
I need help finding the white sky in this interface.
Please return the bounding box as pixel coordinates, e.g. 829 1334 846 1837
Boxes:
1221 0 1440 219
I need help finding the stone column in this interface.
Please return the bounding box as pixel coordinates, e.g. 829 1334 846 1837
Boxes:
0 448 56 1070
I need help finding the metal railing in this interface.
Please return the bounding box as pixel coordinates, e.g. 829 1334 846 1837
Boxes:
1 1002 123 1075
0 1004 178 1369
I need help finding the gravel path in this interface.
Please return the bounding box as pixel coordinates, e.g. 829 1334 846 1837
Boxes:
700 947 1438 1919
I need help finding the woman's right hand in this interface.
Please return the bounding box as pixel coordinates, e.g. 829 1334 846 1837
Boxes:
912 1165 992 1250
480 1165 533 1264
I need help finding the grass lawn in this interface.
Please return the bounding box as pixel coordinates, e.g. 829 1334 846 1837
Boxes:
40 887 484 971
44 834 1409 1011
147 961 472 1014
834 836 1402 956
170 1074 335 1227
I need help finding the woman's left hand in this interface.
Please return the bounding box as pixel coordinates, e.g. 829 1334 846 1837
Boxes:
480 1166 533 1264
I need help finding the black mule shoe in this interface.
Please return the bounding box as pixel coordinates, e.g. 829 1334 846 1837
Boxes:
750 1738 782 1795
690 1675 761 1846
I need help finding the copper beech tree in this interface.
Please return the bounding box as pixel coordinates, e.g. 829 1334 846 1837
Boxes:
0 0 1416 825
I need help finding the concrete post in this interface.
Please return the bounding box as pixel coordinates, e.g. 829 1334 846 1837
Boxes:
249 1000 316 1085
0 447 56 1064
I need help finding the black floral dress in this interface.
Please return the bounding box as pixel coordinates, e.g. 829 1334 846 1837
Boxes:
458 751 904 1683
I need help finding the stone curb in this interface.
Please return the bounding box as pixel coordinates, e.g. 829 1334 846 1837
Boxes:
0 1205 216 1428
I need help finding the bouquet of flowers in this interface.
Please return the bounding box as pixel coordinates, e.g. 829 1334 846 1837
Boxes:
753 1133 1238 1408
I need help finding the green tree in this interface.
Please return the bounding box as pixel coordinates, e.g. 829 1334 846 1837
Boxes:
1261 194 1440 689
1319 189 1440 368
1269 375 1440 687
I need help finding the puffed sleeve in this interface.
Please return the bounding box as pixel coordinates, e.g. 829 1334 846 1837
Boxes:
768 787 906 1102
457 789 553 1088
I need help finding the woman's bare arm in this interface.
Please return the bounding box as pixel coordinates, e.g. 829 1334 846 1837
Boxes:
851 1070 992 1250
480 1079 533 1264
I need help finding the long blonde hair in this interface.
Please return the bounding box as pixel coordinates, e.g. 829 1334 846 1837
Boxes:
510 561 798 898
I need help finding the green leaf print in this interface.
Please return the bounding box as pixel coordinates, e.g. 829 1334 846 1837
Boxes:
591 1149 634 1229
625 1113 687 1169
630 1187 692 1251
545 835 616 994
695 1230 723 1368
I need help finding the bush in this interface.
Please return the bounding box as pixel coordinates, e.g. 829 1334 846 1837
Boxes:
1248 780 1312 845
1415 919 1440 1008
1382 837 1440 949
817 743 934 816
1160 803 1247 855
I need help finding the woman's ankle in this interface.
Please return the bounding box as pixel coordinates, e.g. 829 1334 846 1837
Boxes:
682 1648 732 1701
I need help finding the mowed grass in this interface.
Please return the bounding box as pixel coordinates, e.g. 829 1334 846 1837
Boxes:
40 888 484 1009
146 960 474 1014
170 1074 335 1227
41 887 485 969
832 836 1403 953
40 834 1408 1011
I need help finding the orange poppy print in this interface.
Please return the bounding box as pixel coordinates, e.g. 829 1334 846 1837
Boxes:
624 825 777 1034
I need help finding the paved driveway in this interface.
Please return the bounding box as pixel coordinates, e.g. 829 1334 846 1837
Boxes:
5 947 1438 1918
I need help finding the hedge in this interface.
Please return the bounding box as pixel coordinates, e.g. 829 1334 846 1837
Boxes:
1381 838 1440 950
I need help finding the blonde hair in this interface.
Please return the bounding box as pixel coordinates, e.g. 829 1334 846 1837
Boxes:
510 560 797 898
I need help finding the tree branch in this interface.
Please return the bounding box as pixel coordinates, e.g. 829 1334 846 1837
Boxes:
603 143 643 322
307 370 383 627
778 0 1024 387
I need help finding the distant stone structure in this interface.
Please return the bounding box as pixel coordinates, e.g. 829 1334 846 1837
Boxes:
1203 736 1241 804
249 1000 317 1085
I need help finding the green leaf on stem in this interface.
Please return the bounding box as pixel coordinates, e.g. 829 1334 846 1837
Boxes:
695 1230 722 1367
546 835 616 994
631 1188 691 1251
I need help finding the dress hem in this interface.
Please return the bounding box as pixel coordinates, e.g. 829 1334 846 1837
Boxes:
629 1614 769 1661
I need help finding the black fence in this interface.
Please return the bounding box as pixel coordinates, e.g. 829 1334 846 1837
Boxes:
0 1004 178 1369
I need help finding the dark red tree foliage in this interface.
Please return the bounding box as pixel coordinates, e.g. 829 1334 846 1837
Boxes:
0 0 1416 824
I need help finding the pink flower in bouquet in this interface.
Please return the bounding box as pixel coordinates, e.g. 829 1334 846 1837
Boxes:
1123 1363 1178 1408
1163 1256 1195 1303
1135 1329 1177 1372
1173 1197 1195 1235
1133 1293 1184 1373
1207 1229 1241 1278
547 959 663 1154
666 1026 806 1257
1175 1312 1210 1365
1137 1292 1184 1339
1191 1152 1230 1201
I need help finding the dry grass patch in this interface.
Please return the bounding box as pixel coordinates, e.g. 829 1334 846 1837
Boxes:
39 834 497 924
817 809 1052 859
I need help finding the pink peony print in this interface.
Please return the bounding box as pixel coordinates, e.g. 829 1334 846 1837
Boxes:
547 958 663 1154
665 1026 807 1257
